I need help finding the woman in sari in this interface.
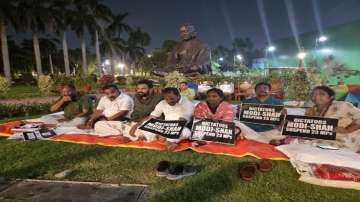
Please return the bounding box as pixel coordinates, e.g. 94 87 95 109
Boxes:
193 88 240 146
290 85 360 152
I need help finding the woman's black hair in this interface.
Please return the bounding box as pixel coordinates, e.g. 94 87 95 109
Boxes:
311 85 336 100
206 88 225 100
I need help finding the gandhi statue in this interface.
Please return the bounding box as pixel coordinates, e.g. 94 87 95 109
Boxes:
152 23 211 76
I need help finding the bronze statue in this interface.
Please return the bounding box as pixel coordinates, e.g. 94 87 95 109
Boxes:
153 23 211 76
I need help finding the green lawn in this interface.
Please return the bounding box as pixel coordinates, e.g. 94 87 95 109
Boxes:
1 136 359 202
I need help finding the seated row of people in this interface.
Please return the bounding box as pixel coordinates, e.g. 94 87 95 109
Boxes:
44 80 360 152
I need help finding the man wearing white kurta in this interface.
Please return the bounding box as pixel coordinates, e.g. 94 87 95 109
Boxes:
139 87 194 150
87 85 133 133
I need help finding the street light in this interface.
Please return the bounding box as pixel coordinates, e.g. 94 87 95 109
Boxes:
318 36 328 43
117 63 125 75
219 57 224 62
104 59 110 66
267 45 276 52
297 51 307 60
236 54 243 61
234 54 243 66
147 54 152 58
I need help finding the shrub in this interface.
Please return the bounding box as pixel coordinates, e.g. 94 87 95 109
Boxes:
37 75 54 95
0 103 51 119
164 71 187 88
74 75 96 90
13 73 36 86
52 74 74 86
0 76 11 94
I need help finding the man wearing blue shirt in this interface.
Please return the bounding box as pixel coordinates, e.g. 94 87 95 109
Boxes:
242 82 283 132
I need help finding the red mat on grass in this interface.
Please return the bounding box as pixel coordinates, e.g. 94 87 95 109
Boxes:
0 121 287 160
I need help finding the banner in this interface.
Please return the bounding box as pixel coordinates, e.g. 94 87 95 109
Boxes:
191 119 236 145
239 103 284 125
282 115 338 140
139 119 186 139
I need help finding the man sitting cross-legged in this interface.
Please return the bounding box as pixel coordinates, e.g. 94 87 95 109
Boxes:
236 81 285 143
135 87 194 151
41 84 92 127
79 84 133 133
94 80 163 141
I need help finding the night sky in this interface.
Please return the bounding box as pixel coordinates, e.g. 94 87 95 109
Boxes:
100 0 360 50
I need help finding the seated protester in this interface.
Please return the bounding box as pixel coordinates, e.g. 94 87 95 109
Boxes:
238 81 255 101
236 82 284 143
194 88 234 122
179 81 196 101
94 80 162 141
136 87 194 151
41 84 92 127
193 88 241 146
286 86 360 152
218 81 234 100
83 84 133 129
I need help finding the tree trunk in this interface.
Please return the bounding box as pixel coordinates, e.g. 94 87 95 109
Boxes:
95 30 102 76
1 20 11 80
62 31 70 76
49 54 54 74
80 32 87 74
33 32 43 75
110 46 116 75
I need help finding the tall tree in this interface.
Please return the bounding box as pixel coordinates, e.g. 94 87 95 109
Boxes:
17 0 52 75
71 0 97 74
125 27 150 74
0 1 17 79
87 0 113 76
39 37 60 74
232 37 259 67
100 12 132 74
52 0 73 76
126 27 151 62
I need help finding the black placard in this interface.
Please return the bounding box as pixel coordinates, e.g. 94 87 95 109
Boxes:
239 103 284 125
191 119 236 145
282 115 338 140
139 119 186 139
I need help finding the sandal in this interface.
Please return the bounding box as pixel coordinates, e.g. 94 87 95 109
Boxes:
257 159 273 172
155 161 171 177
166 164 197 180
239 162 257 181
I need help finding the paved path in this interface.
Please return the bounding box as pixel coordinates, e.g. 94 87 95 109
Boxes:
0 179 148 202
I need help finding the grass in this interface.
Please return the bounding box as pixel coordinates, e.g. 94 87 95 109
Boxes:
1 136 359 202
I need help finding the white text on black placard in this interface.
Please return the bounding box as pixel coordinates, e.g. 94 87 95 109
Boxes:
139 119 186 139
282 115 338 140
191 119 236 145
239 103 284 125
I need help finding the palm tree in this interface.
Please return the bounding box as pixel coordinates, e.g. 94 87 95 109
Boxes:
100 34 127 75
0 1 17 79
100 12 132 74
17 0 52 76
52 0 73 76
126 27 151 74
86 0 113 76
72 0 102 74
39 37 60 74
